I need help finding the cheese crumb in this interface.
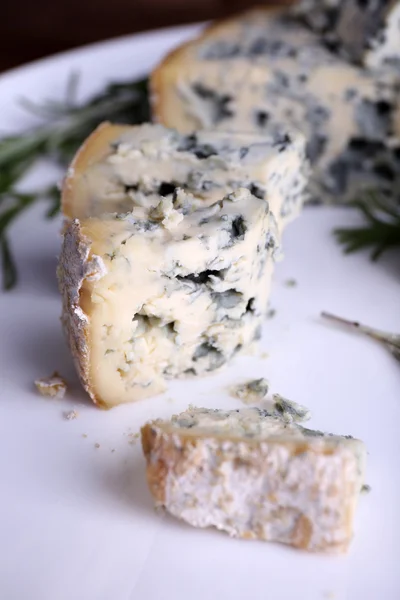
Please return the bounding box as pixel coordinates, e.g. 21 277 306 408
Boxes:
149 197 184 230
285 278 297 287
128 432 140 445
230 378 269 404
225 188 251 203
34 372 67 399
273 394 311 423
64 409 78 420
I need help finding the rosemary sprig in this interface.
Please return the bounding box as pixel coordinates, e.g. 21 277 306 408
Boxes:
0 75 150 290
321 311 400 362
0 185 60 287
0 76 149 176
1 236 17 291
334 192 400 260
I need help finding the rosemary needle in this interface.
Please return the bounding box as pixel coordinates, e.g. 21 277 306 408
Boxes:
321 311 400 362
1 236 17 291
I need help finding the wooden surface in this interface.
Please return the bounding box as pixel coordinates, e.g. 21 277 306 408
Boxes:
0 0 293 72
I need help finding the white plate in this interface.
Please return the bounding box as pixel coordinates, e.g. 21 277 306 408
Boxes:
1 24 400 600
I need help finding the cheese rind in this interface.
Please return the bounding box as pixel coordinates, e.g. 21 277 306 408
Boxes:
141 406 366 553
59 123 307 407
57 219 106 405
151 8 400 204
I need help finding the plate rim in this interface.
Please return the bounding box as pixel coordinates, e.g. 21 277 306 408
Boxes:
0 21 204 86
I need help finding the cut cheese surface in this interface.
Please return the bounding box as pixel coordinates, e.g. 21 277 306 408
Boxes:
63 122 308 224
142 406 366 553
59 124 307 407
152 8 400 204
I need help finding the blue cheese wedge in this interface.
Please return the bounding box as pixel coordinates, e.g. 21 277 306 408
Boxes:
151 8 400 204
293 0 400 70
141 406 366 553
58 123 307 407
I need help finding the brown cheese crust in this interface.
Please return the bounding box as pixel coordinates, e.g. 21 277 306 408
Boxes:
62 122 127 219
57 219 107 407
141 411 365 553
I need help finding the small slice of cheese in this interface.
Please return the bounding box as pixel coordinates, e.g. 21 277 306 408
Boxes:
151 8 400 204
141 406 366 553
58 123 307 408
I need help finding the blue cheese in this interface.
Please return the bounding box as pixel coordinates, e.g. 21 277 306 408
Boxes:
141 406 366 553
152 8 400 204
365 2 400 71
59 124 307 407
293 0 400 70
230 377 269 403
272 393 311 423
63 122 308 224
